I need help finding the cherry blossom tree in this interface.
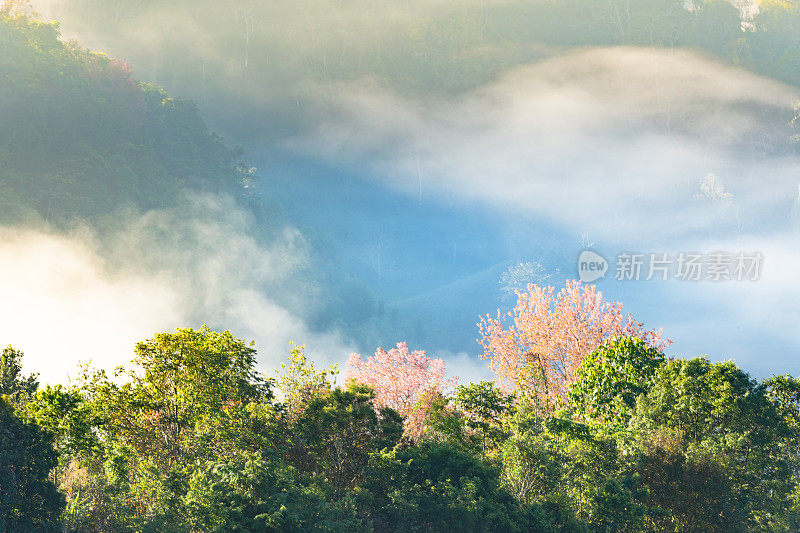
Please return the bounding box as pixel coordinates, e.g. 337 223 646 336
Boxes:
478 280 669 413
346 342 456 440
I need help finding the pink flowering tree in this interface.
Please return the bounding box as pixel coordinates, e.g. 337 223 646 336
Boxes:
346 342 456 440
479 279 669 413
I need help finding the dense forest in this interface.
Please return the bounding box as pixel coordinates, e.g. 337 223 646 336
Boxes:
0 10 253 224
4 0 800 531
5 282 800 532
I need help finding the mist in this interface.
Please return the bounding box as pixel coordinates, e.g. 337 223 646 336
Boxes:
11 0 800 380
289 45 800 375
0 196 354 384
9 2 800 529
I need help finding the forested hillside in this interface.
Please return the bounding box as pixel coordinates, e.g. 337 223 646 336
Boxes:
0 11 251 225
4 1 800 531
0 8 390 356
4 282 800 531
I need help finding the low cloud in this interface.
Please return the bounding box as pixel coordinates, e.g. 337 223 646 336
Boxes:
678 232 800 375
0 195 355 384
295 47 799 244
284 46 800 375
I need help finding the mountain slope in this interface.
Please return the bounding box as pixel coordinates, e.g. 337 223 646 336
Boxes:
0 13 249 225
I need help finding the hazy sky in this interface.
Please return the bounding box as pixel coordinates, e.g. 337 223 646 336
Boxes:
289 46 800 377
11 0 800 383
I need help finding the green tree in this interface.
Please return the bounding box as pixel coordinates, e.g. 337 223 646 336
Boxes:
631 427 747 532
570 337 665 433
764 374 800 463
763 374 800 529
26 385 98 481
276 343 337 421
629 358 793 530
72 327 278 530
0 397 63 532
454 381 512 455
290 381 403 495
89 327 271 465
183 452 366 532
501 416 640 530
586 477 646 533
0 345 38 408
358 441 554 532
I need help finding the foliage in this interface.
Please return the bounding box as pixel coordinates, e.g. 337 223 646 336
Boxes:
183 452 367 532
630 429 747 532
479 280 668 413
277 343 338 421
765 373 800 473
68 327 278 530
347 342 456 440
1 246 800 533
570 337 665 432
0 345 38 408
629 358 794 530
499 341 800 531
406 388 466 446
454 381 513 455
0 396 64 532
0 13 249 225
4 322 800 531
26 385 98 478
289 381 403 495
356 442 553 533
501 415 643 530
